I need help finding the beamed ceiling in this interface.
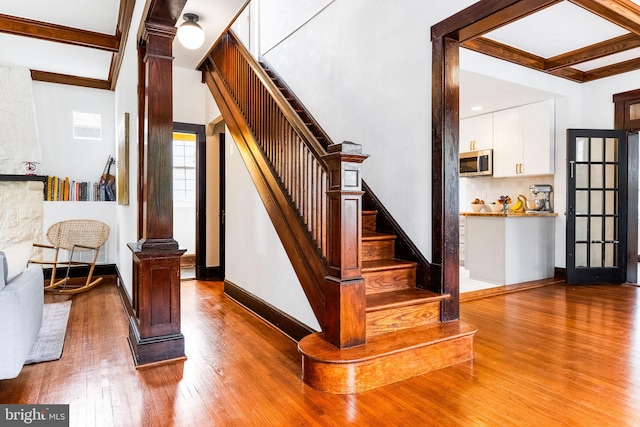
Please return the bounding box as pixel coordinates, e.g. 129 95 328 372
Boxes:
1 0 640 90
446 0 640 83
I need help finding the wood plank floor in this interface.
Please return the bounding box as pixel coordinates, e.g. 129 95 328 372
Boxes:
2 279 640 426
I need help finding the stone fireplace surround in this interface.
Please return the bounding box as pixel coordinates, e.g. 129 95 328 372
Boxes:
0 65 43 250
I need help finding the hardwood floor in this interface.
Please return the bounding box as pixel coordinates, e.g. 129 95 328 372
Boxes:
2 278 640 425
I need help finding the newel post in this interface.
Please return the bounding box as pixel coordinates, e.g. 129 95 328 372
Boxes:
322 142 369 348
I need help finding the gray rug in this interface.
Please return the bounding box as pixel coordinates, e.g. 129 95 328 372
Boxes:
25 300 72 365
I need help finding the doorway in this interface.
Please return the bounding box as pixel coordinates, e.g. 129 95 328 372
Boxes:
198 119 226 280
173 122 205 279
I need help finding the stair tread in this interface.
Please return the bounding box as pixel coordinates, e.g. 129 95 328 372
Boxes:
298 320 476 363
362 231 396 241
362 258 417 272
363 210 378 215
366 288 448 312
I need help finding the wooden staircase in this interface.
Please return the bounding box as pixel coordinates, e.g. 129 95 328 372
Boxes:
201 30 475 394
298 209 475 394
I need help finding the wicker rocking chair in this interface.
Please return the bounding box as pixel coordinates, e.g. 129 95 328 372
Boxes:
30 219 110 294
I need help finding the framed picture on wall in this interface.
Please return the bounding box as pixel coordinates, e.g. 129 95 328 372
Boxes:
117 112 129 205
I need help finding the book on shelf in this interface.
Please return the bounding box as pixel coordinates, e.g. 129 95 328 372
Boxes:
44 176 114 201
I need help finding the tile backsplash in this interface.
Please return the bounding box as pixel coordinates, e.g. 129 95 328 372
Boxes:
460 175 554 211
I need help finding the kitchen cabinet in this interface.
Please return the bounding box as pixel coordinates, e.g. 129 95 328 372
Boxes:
459 113 493 153
463 212 556 285
493 99 555 177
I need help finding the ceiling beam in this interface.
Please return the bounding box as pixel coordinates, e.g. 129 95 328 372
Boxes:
462 37 546 69
432 0 562 42
462 37 586 83
0 13 119 52
109 0 137 90
544 33 640 70
568 0 640 35
30 70 111 91
583 55 640 81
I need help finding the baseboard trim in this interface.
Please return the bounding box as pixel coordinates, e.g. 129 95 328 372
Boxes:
42 263 118 279
224 279 315 342
114 266 135 319
196 265 223 281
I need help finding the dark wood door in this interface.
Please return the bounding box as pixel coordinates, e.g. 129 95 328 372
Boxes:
566 129 628 284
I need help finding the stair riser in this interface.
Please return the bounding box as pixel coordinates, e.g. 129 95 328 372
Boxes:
363 268 416 293
362 214 377 233
366 301 441 338
301 334 474 394
362 240 395 261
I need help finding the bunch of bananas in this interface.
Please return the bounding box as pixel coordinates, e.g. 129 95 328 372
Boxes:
509 195 527 213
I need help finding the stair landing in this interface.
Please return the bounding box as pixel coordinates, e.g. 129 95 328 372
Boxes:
298 320 476 394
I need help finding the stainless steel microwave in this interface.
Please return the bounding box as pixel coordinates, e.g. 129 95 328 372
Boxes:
460 149 493 177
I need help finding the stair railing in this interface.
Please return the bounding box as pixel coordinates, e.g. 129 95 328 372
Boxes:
211 31 330 256
201 30 367 348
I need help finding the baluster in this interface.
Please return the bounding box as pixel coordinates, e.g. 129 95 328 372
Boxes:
321 170 327 258
314 161 320 245
300 138 306 220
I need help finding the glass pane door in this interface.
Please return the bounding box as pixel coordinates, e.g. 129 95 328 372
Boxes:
567 129 627 284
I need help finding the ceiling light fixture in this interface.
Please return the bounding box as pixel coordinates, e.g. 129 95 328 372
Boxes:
177 13 205 50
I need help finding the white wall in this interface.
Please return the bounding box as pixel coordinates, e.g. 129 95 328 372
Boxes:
260 0 478 261
581 70 640 128
224 127 321 330
173 67 207 125
33 82 115 181
113 0 146 298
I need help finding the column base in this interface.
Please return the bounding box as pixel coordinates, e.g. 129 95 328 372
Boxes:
128 317 185 366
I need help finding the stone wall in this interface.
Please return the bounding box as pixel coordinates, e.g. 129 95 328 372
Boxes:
0 181 43 250
0 65 42 250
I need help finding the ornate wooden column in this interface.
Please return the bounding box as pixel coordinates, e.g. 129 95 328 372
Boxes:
128 19 186 366
322 142 368 348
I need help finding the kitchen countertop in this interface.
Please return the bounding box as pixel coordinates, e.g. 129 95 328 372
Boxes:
460 211 558 217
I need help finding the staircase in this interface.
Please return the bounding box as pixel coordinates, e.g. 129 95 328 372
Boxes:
200 30 475 394
298 208 475 394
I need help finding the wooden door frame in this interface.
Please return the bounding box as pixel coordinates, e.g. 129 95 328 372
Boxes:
614 89 640 283
173 122 207 278
198 123 226 281
431 0 560 320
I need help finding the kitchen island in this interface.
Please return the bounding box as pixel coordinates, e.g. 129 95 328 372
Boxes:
461 212 557 285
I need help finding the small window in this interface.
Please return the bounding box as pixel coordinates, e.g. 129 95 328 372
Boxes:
173 132 197 202
73 111 102 140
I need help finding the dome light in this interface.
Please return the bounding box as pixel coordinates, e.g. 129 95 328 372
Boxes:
177 13 204 50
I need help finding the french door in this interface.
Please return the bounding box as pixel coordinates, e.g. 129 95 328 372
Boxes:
566 129 627 284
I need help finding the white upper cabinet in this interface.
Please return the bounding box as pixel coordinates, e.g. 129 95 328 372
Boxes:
522 100 555 176
459 113 493 153
492 99 555 177
493 107 521 177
